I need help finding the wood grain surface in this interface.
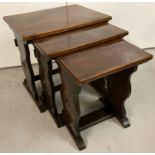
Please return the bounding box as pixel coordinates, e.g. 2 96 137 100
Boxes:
34 23 128 58
4 4 111 41
57 39 153 84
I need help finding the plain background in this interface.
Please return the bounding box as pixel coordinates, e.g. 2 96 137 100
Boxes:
0 2 155 68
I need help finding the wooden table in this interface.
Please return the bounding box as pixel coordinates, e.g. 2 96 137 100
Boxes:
33 23 128 127
56 39 152 150
34 26 152 150
3 4 153 150
3 4 112 127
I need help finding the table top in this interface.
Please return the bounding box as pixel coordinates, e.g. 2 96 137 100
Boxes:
34 23 128 58
3 4 111 41
57 39 153 85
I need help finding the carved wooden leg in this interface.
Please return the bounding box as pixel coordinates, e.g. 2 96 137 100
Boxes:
60 66 86 150
36 51 64 127
93 67 137 128
14 35 46 112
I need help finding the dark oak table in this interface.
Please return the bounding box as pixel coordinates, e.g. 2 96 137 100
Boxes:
34 30 152 150
57 39 152 150
3 4 153 150
3 4 112 127
33 23 128 127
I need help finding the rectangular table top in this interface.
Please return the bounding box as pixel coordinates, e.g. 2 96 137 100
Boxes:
3 4 111 41
57 40 153 85
34 23 128 58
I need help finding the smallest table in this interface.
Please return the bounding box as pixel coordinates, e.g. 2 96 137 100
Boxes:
57 39 152 150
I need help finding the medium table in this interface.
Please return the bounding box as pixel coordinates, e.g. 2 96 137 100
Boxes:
33 23 128 127
35 39 152 150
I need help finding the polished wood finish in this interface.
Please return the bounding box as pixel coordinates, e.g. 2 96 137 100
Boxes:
98 67 138 127
58 61 137 150
59 64 114 150
57 40 152 149
34 23 128 58
3 4 111 41
35 49 64 127
3 4 112 117
4 4 153 151
57 39 153 85
14 33 46 112
60 66 85 150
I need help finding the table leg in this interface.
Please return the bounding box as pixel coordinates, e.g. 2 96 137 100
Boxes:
35 50 64 127
14 35 46 112
60 66 86 150
93 67 137 128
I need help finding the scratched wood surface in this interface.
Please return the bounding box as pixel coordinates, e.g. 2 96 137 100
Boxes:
34 23 128 58
3 4 111 41
57 39 153 84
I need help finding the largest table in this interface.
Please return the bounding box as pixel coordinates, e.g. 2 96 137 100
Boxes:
4 4 113 127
